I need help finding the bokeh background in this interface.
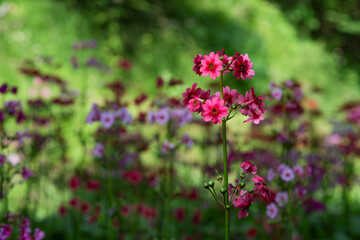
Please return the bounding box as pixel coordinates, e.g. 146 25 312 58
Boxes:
1 0 360 239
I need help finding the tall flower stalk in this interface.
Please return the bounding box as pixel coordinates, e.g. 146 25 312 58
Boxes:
184 50 270 239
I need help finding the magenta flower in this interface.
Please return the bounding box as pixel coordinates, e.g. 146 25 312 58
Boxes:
34 228 45 240
93 143 105 158
182 83 202 106
200 52 222 79
252 175 265 184
266 203 278 219
295 186 307 197
215 86 241 107
0 225 12 240
243 109 265 125
281 167 295 182
233 190 253 219
100 111 115 129
233 53 255 80
21 167 33 179
239 161 257 174
275 192 288 207
201 97 229 124
192 54 203 76
0 154 6 167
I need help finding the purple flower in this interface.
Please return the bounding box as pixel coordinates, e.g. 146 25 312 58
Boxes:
147 110 157 124
156 108 170 125
266 203 278 219
34 228 45 240
114 107 132 125
21 167 33 179
275 192 288 207
181 133 194 148
280 167 294 182
0 84 7 94
93 143 105 158
267 168 275 181
100 111 115 129
271 88 282 100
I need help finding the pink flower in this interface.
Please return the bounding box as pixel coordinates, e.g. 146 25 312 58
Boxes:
201 97 228 124
100 111 115 129
215 86 241 107
243 109 265 125
252 175 265 184
239 161 257 174
237 208 250 219
281 167 295 182
275 192 288 207
271 88 282 100
293 165 304 176
233 190 253 209
266 203 278 219
123 170 143 185
200 52 222 79
233 53 255 80
192 54 203 76
187 98 201 113
93 143 105 158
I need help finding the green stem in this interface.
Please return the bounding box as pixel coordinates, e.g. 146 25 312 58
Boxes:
164 121 172 239
220 72 230 240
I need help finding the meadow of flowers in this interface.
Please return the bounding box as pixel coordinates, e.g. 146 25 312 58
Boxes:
1 1 360 240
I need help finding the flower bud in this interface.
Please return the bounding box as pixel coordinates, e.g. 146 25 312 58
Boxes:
208 180 215 188
240 173 246 179
216 175 223 181
203 183 209 189
239 181 245 188
232 104 238 109
219 56 224 61
220 187 227 194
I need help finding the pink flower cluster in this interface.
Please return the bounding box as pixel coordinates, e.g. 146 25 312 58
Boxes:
183 83 266 125
193 50 255 80
185 50 265 125
231 161 270 219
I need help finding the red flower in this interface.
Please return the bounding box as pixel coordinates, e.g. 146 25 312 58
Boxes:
68 176 81 191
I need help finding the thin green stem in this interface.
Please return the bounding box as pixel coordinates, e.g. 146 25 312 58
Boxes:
220 72 230 240
208 188 226 208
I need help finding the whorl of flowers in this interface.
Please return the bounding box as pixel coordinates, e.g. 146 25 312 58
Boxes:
183 50 265 125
